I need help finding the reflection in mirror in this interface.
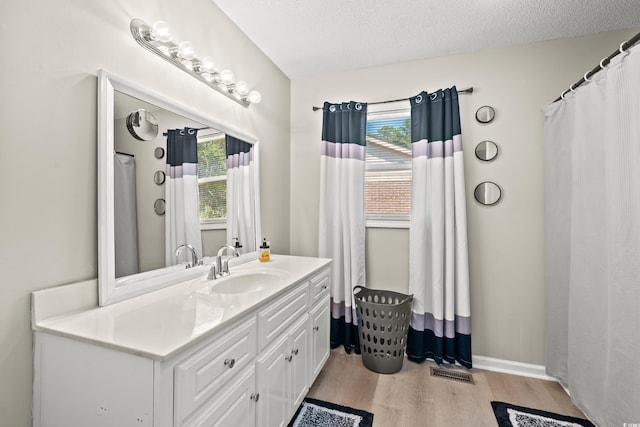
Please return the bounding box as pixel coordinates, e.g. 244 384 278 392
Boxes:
474 182 501 205
153 170 166 185
475 140 498 161
126 109 159 141
98 71 261 306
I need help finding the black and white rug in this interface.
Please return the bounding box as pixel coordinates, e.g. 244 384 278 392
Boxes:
287 397 374 427
491 401 595 427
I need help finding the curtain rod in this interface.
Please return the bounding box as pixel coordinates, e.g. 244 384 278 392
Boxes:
311 87 474 111
553 29 640 103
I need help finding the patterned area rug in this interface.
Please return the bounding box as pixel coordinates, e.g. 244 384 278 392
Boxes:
287 398 374 427
491 401 596 427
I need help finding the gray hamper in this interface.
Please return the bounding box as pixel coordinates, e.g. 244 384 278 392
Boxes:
354 286 413 374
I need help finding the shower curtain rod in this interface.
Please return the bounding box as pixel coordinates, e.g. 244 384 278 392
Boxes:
553 29 640 103
311 86 474 111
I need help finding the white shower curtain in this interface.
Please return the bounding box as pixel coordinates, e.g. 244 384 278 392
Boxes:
226 135 256 253
165 128 203 266
543 46 640 426
114 153 139 277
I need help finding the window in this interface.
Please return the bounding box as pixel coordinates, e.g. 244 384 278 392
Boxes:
197 133 227 229
365 106 411 227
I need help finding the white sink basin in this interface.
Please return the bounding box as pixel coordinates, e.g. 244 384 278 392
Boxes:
209 270 287 294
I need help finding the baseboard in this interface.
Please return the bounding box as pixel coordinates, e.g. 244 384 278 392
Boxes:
472 355 557 382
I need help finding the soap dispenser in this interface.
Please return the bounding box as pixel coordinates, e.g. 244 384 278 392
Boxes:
259 238 270 262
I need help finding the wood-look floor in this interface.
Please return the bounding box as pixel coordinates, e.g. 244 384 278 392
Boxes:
306 348 586 427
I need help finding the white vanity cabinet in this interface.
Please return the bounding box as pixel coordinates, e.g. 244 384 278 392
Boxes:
32 258 331 427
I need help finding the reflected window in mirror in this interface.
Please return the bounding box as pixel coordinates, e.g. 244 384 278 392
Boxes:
198 133 227 227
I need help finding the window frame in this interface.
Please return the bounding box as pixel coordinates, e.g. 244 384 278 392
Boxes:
365 103 412 229
197 132 227 230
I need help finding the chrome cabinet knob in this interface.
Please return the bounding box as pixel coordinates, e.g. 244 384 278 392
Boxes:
224 358 235 368
250 393 260 402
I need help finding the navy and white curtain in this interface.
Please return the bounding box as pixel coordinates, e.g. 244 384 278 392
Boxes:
319 101 367 353
543 45 640 426
407 88 471 368
165 127 202 265
226 135 257 253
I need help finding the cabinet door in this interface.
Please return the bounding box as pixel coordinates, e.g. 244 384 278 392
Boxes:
256 334 289 427
288 315 309 411
182 366 256 427
310 295 331 384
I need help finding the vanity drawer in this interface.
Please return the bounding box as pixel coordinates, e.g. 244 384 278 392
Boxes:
174 318 257 426
258 283 309 351
310 269 330 306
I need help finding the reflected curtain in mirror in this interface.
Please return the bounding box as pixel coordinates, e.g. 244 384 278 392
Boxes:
319 101 368 354
165 128 203 265
114 153 139 277
225 135 256 253
408 88 471 368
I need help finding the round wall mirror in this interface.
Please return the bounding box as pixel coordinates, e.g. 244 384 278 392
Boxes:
126 109 159 141
475 140 499 161
475 106 496 124
474 182 501 205
154 147 165 159
154 198 166 215
153 170 166 185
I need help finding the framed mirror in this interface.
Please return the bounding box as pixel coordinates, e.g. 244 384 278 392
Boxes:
98 71 261 306
475 140 498 161
475 106 496 124
474 182 501 205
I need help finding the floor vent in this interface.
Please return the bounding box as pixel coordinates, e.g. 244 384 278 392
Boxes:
430 366 474 384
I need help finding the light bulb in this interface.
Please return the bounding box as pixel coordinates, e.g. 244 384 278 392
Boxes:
157 45 171 56
235 81 250 96
151 21 172 43
201 73 214 82
181 59 193 70
220 69 235 86
248 90 261 104
200 56 216 73
178 41 195 60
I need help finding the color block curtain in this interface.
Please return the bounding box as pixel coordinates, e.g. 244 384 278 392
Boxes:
407 88 471 368
543 46 640 426
319 101 367 353
165 128 203 265
226 135 257 253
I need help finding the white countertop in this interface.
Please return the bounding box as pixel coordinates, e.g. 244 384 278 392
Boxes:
33 255 331 361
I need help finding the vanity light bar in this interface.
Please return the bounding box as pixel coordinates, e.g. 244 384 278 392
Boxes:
130 19 261 108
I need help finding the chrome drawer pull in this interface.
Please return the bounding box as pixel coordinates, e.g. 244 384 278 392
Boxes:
291 348 299 356
224 358 235 369
285 355 293 362
250 393 260 402
313 326 320 331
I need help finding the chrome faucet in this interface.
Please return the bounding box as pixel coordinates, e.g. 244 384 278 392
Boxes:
175 244 199 268
209 245 240 280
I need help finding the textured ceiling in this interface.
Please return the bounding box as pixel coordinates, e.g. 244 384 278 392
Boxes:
212 0 640 79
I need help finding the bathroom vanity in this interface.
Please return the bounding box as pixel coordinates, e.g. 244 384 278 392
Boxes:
32 255 331 427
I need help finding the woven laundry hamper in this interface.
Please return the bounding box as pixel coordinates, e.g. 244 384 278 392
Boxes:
353 286 413 374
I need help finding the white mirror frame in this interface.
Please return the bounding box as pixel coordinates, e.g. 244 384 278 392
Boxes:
98 70 261 306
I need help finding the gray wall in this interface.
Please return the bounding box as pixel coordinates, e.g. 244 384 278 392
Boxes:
290 29 639 366
0 1 290 425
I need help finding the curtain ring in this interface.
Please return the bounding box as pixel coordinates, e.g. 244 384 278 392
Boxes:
415 94 423 104
560 90 567 100
569 83 577 93
583 71 592 82
347 103 352 110
599 58 608 69
355 103 362 111
179 129 185 136
619 42 627 55
188 128 196 135
329 105 336 112
430 92 438 101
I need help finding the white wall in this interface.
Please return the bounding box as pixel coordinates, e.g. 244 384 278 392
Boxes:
290 28 639 366
0 0 290 425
